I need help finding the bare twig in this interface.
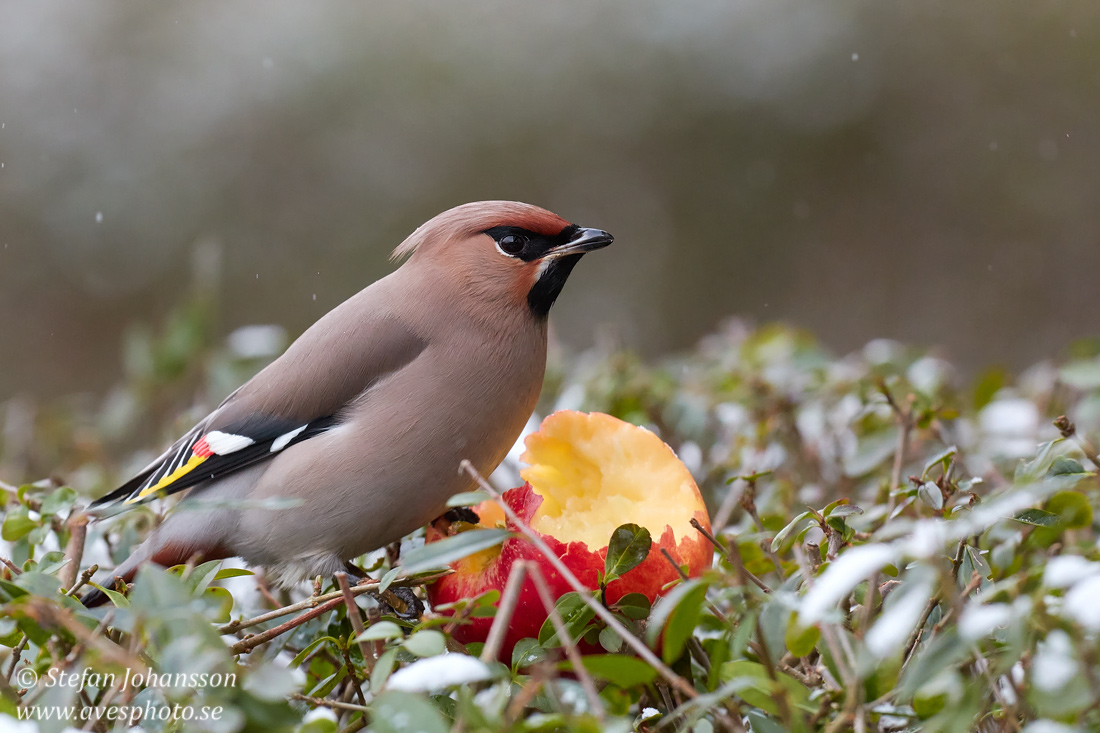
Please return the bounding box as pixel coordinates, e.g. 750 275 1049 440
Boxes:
691 517 770 594
65 564 98 597
525 563 605 721
217 571 447 635
338 643 368 708
230 597 346 655
901 540 967 665
336 572 375 675
60 514 88 590
1054 415 1100 471
879 380 914 513
479 562 528 664
290 692 371 713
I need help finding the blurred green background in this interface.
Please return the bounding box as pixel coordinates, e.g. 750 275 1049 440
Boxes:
3 1 1099 402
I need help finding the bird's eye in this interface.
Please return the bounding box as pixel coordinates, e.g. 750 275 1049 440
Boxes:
498 234 527 256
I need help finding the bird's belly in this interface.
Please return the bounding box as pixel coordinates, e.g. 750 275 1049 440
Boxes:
235 359 540 566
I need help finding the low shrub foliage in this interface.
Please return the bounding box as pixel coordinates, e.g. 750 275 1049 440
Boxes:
3 309 1100 731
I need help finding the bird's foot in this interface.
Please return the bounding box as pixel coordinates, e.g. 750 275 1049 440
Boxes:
439 506 481 525
379 585 424 622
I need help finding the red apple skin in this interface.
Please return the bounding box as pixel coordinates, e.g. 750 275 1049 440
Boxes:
427 484 713 663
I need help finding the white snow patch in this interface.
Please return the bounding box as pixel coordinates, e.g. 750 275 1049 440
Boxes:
897 519 946 558
1032 630 1077 692
980 397 1040 458
385 654 492 693
800 543 896 624
958 603 1013 641
1063 574 1100 630
303 707 338 724
981 398 1039 436
1044 555 1100 588
865 575 933 658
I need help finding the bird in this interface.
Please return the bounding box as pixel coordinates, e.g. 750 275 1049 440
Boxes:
81 201 612 606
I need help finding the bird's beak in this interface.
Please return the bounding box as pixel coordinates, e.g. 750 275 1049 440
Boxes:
544 227 614 259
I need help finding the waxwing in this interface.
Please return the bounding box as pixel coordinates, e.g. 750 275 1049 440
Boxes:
82 201 612 605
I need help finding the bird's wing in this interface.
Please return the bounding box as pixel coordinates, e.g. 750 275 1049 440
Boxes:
90 309 427 510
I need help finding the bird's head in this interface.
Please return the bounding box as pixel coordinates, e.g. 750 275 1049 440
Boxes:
393 201 613 317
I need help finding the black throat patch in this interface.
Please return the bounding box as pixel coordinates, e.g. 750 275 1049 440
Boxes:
527 254 584 318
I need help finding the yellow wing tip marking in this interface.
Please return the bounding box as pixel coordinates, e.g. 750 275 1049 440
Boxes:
129 454 209 502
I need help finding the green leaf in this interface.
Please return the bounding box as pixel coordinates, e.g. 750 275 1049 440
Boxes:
39 487 78 516
825 504 864 519
86 582 130 608
650 580 707 664
212 567 254 580
203 586 234 622
357 621 404 643
746 710 790 733
785 616 821 657
921 445 957 480
307 666 347 698
771 511 813 553
898 630 969 699
372 691 448 733
446 491 491 508
378 566 401 594
562 654 658 687
598 625 623 653
917 482 944 511
1012 508 1060 528
718 660 813 715
1047 490 1092 529
611 592 652 620
399 528 510 572
1 507 36 542
184 559 223 593
603 523 652 583
537 592 597 649
403 629 446 657
511 638 547 670
1015 440 1061 482
1049 456 1086 476
290 636 336 667
370 647 399 691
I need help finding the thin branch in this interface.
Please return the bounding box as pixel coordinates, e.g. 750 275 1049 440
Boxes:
525 563 605 722
691 517 770 594
290 692 371 713
1054 415 1100 471
65 564 98 597
479 562 528 664
336 572 375 675
60 513 87 590
229 597 346 655
217 570 447 635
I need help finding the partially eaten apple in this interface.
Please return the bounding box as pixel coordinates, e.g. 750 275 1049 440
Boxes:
426 410 713 662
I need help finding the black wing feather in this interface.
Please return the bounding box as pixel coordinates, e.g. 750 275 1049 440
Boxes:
89 415 337 510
